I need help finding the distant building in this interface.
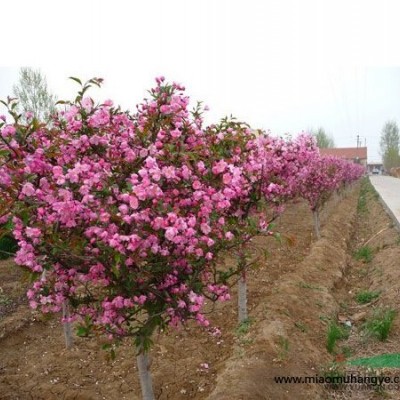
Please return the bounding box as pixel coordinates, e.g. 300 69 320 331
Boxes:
319 147 368 168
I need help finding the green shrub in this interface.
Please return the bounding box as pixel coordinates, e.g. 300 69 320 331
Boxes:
354 246 373 263
326 322 350 354
363 309 396 341
355 290 380 304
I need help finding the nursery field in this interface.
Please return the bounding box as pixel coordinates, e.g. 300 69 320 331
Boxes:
1 179 400 400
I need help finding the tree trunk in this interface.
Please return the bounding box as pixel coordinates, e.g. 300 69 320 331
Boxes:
238 270 248 323
333 190 339 206
137 348 155 400
62 301 73 349
313 209 321 240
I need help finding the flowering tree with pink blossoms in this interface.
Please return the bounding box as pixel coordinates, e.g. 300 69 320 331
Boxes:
0 77 270 399
296 153 364 238
0 77 365 399
260 133 319 208
202 128 320 322
203 120 276 323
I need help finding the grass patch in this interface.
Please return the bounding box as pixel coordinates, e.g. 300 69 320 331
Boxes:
0 292 12 306
357 177 379 214
236 318 252 336
363 308 396 341
326 322 350 354
298 282 323 291
276 336 289 361
354 246 373 263
355 290 380 304
357 178 369 213
349 353 400 368
357 192 367 213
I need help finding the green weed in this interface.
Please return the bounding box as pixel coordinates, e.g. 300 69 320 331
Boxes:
236 318 252 336
363 308 396 341
276 336 289 361
354 246 373 263
0 293 12 306
355 290 380 304
326 322 350 354
298 282 323 291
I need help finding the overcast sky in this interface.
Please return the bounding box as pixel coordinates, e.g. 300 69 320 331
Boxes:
2 0 400 162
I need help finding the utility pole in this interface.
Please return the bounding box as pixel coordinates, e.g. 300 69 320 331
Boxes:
356 134 360 148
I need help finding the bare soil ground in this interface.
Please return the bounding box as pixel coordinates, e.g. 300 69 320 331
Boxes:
1 179 399 400
324 180 400 399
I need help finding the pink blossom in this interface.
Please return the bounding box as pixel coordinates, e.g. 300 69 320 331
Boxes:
225 231 234 240
25 227 41 238
212 160 228 175
81 97 93 113
171 129 181 138
165 227 178 241
21 182 35 196
160 105 171 114
1 125 16 138
200 223 211 235
129 195 139 209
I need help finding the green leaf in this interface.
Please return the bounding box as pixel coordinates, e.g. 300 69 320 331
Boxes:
112 263 120 278
0 149 10 158
76 325 89 337
102 343 111 350
88 78 102 88
69 77 82 86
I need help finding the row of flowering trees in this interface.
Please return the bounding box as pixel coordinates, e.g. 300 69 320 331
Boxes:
0 77 364 399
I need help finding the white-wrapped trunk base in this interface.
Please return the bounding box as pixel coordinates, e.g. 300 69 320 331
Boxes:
313 209 321 240
137 350 155 400
62 301 73 349
238 271 248 323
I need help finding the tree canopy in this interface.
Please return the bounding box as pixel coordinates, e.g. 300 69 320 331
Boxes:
380 120 400 171
12 67 56 122
311 127 335 148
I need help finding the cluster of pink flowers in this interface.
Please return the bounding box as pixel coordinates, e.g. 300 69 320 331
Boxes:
296 152 365 212
0 77 364 344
